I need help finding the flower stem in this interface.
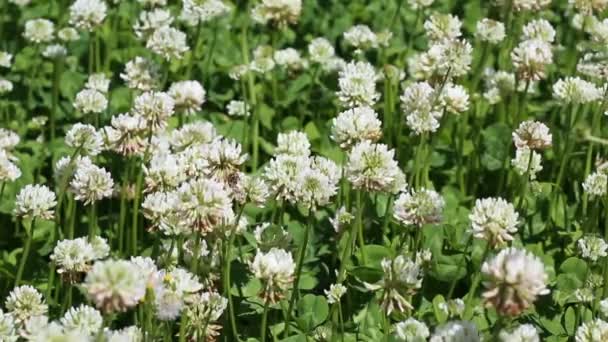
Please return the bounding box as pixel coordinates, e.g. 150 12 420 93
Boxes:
356 190 367 265
463 241 490 320
15 219 35 287
284 210 313 338
88 202 97 239
260 299 270 342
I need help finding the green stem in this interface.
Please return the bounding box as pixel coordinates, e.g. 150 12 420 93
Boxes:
88 202 97 239
463 242 490 319
284 210 313 338
186 22 202 80
447 235 472 300
356 191 367 265
15 219 35 287
50 58 61 141
260 299 270 342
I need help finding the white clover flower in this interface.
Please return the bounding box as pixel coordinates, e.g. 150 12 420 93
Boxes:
142 191 178 231
476 18 506 44
512 39 553 81
251 0 301 27
146 26 189 61
73 88 108 115
69 0 107 31
482 247 549 316
0 128 18 153
523 19 556 43
183 292 227 339
0 309 17 342
553 77 602 104
330 206 354 233
274 48 306 71
331 106 382 149
249 45 275 73
395 318 430 342
84 259 147 313
85 73 110 93
168 80 206 115
155 268 202 320
430 321 479 342
325 283 347 304
104 326 143 342
294 166 337 209
424 13 462 42
41 44 67 58
103 114 147 156
5 286 47 324
233 174 269 207
440 84 469 114
23 19 54 43
144 152 186 192
406 109 443 135
65 123 103 156
601 299 608 318
70 164 114 204
14 184 56 220
337 61 380 108
137 0 166 6
121 56 161 91
578 236 608 262
570 0 608 15
264 154 309 202
513 0 551 11
250 248 295 303
201 138 248 185
60 305 103 335
393 188 444 227
50 237 96 277
275 130 311 157
132 91 175 131
171 123 215 152
9 0 31 6
343 24 378 52
470 197 519 248
89 236 110 260
365 255 423 314
308 37 335 64
0 51 13 68
0 150 21 182
511 148 543 180
226 100 250 117
0 79 12 94
499 324 539 342
58 27 80 42
133 8 174 40
583 171 608 197
576 318 608 341
176 178 234 234
427 38 473 78
346 141 400 192
401 81 435 113
513 120 552 150
180 0 230 26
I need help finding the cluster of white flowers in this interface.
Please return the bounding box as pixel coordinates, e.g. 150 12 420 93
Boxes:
343 24 391 53
51 236 109 281
168 80 206 115
146 26 189 61
337 61 380 108
578 236 608 262
395 317 430 341
69 0 107 31
576 318 608 341
250 248 295 303
73 88 108 115
331 106 382 149
14 184 57 220
469 197 519 248
476 18 506 44
511 19 554 82
430 321 479 342
393 188 444 227
553 76 602 104
365 255 423 314
346 140 404 193
181 0 230 26
251 0 302 27
482 247 549 316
